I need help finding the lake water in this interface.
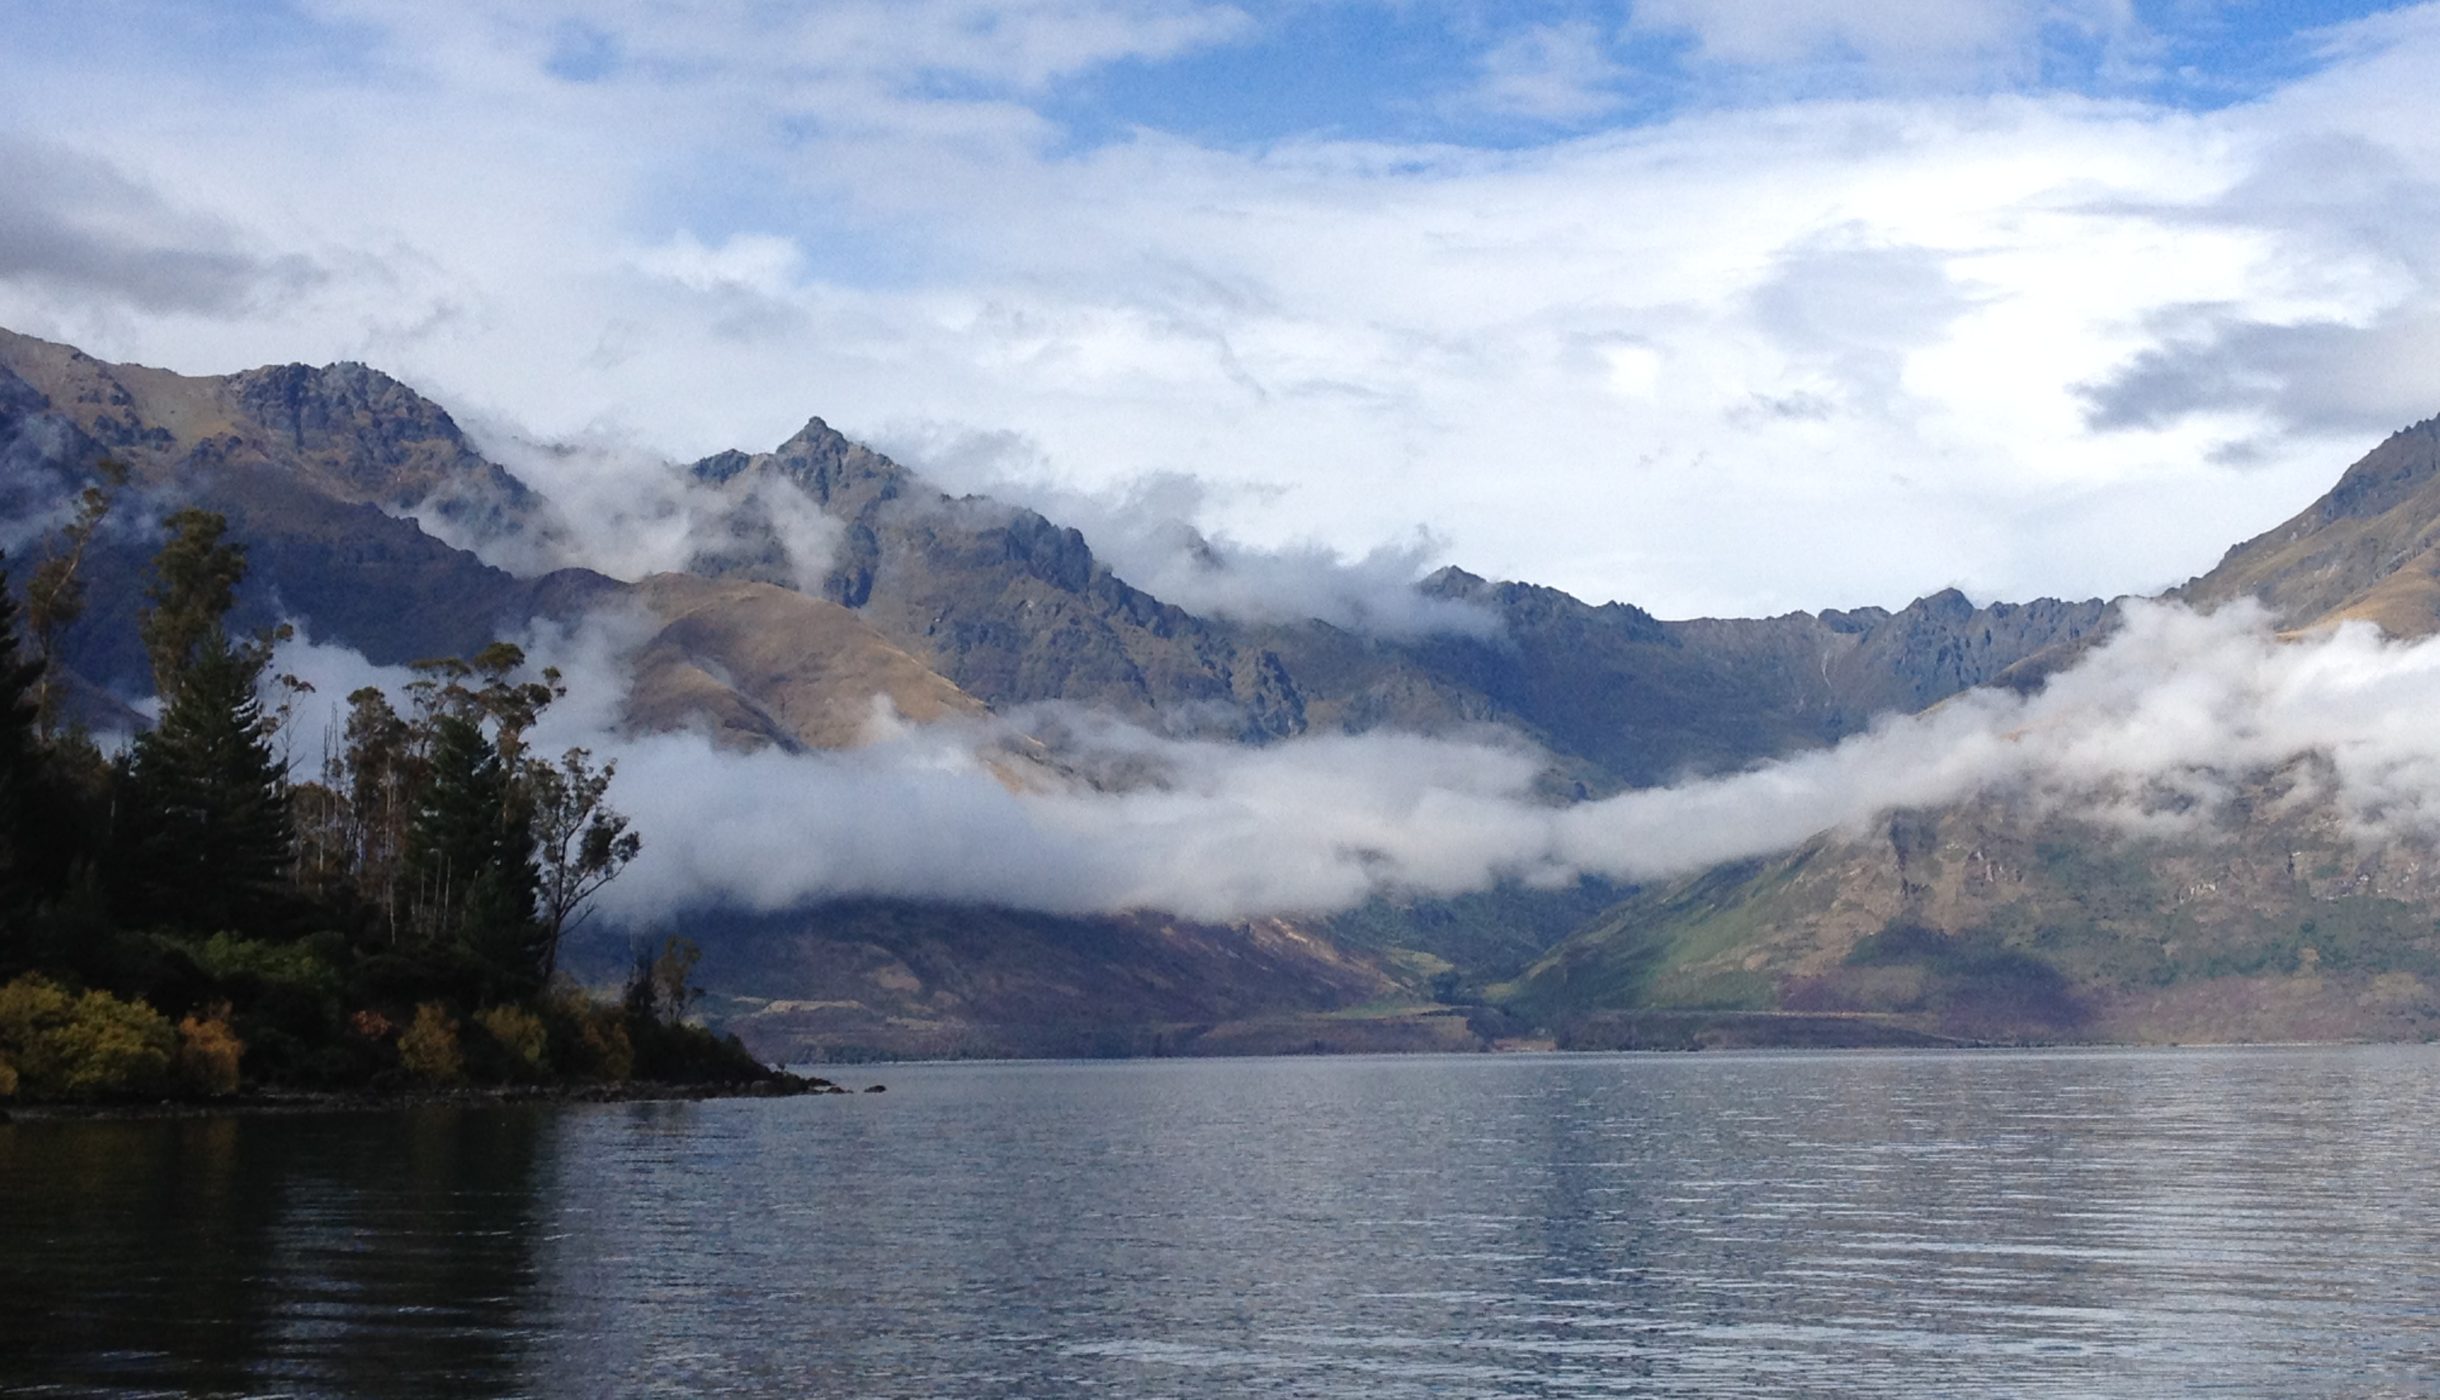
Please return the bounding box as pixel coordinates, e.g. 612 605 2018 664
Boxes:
5 1047 2440 1397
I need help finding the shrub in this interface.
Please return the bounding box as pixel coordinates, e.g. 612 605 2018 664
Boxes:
0 974 177 1098
577 1005 633 1081
184 932 342 993
542 986 634 1082
397 1002 464 1084
474 1005 550 1078
176 1005 246 1096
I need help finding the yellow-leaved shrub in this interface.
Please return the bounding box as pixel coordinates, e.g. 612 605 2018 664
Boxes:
0 974 177 1098
176 1006 246 1097
475 1005 549 1077
397 1002 464 1085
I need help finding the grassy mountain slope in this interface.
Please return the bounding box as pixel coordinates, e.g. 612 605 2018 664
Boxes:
1513 417 2440 1046
622 573 990 751
1503 779 2440 1047
2180 414 2440 635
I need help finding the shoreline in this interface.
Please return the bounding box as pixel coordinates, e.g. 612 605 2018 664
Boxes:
0 1072 889 1123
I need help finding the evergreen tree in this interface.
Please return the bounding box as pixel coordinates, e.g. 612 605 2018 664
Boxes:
140 508 249 704
406 712 544 996
115 510 294 936
1 552 52 937
119 633 297 935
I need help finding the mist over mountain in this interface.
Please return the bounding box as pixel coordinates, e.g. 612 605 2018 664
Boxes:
10 324 2440 1058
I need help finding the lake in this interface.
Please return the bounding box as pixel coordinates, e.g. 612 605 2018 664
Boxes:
5 1046 2439 1397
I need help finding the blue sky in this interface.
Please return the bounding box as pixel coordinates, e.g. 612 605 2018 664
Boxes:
5 1 2440 623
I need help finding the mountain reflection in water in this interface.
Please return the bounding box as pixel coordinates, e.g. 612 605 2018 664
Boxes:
6 1047 2440 1397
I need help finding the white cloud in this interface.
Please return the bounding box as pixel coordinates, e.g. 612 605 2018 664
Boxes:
871 422 1499 636
1469 20 1629 123
412 423 844 594
290 598 2440 927
5 1 2440 624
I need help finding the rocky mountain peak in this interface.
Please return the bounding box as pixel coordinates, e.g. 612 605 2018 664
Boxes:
2181 412 2440 634
1902 587 1977 624
2314 414 2440 524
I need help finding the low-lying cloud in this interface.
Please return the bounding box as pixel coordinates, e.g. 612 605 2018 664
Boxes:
408 412 1494 639
411 426 844 594
276 597 2440 929
874 424 1499 638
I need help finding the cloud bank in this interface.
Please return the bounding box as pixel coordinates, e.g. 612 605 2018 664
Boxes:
406 426 845 595
268 598 2440 928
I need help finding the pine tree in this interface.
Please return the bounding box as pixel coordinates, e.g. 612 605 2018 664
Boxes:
1 551 52 936
405 712 543 996
114 510 294 936
119 633 297 935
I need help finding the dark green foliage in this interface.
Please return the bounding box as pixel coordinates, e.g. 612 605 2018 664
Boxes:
0 552 48 925
139 508 250 703
0 504 722 1101
1 553 107 976
117 634 297 937
623 934 702 1025
406 712 544 999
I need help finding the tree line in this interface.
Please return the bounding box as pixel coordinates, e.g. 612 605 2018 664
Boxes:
0 486 761 1100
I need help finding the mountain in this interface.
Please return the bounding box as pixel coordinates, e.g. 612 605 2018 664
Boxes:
13 324 2413 1056
2178 415 2440 635
1506 415 2440 1049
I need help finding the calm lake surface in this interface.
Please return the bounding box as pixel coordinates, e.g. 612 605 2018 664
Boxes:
6 1046 2440 1397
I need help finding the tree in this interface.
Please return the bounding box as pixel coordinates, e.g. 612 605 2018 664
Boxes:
405 711 543 997
139 507 250 704
0 551 51 930
405 643 560 766
331 685 418 940
529 747 641 982
624 935 701 1026
116 510 294 935
25 461 125 738
120 634 298 935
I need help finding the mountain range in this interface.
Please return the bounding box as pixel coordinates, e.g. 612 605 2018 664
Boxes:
6 324 2437 1057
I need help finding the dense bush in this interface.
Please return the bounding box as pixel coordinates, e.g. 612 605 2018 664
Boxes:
0 974 178 1098
397 1002 465 1084
474 1004 550 1079
175 1006 245 1096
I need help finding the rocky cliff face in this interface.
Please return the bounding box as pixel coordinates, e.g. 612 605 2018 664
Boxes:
685 418 1312 741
